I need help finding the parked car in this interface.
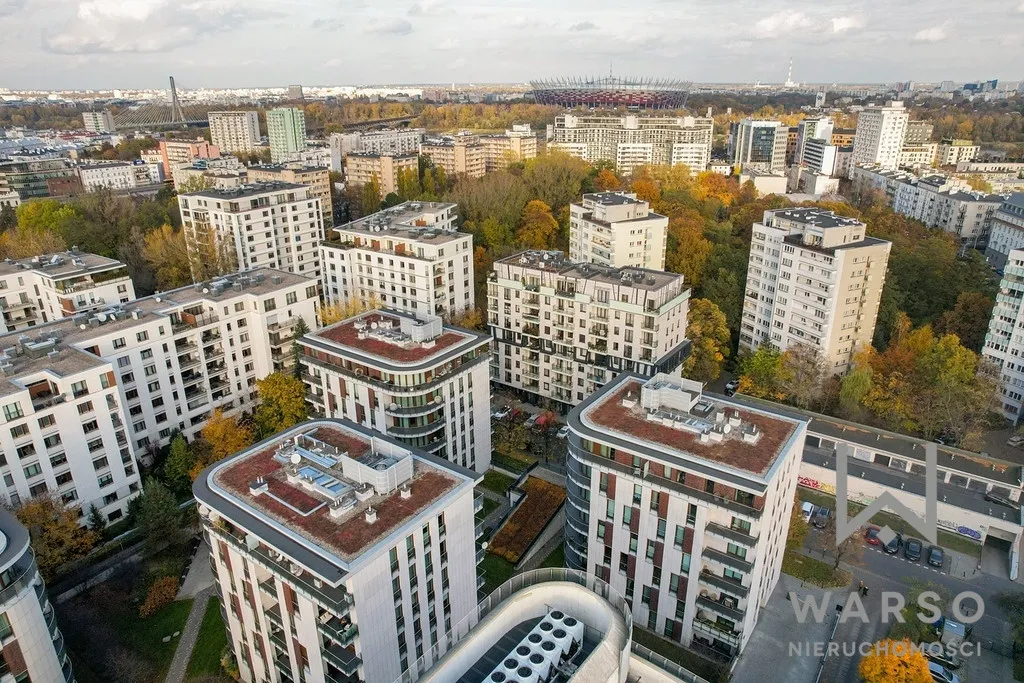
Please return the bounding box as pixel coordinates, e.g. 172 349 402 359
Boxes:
811 506 830 529
883 532 903 554
524 414 540 429
927 545 945 568
921 642 963 670
557 426 570 439
1006 434 1024 448
724 379 740 397
904 537 923 562
491 405 512 420
801 501 814 523
865 525 882 545
927 660 960 683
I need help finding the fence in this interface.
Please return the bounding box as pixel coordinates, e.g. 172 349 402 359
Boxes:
631 642 711 683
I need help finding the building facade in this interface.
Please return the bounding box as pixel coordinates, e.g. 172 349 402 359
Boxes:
897 143 937 169
194 419 483 683
801 138 838 176
320 202 474 318
983 249 1024 422
569 192 668 270
160 139 220 182
794 118 834 166
419 138 487 179
728 120 787 173
209 111 262 154
267 108 308 164
851 101 909 172
343 153 419 198
488 251 690 411
937 139 980 166
178 182 325 279
987 194 1024 270
903 120 934 146
330 129 426 172
298 310 491 473
82 110 115 134
247 164 333 227
564 372 807 660
77 162 137 192
741 208 892 374
479 125 539 171
0 159 78 200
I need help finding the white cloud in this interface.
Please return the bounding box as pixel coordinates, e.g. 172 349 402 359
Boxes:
830 16 865 33
447 56 466 69
913 25 947 42
1019 1 1024 12
438 37 460 50
408 0 450 16
311 17 344 31
751 10 814 38
0 0 25 18
569 21 596 32
366 17 413 35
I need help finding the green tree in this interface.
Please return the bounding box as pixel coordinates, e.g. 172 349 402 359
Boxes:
666 211 713 288
934 291 994 352
480 216 514 252
396 167 421 200
144 224 193 290
682 299 731 383
995 591 1024 644
15 495 97 580
737 347 788 400
786 495 807 550
136 478 183 550
360 174 382 216
176 175 215 193
255 373 308 438
0 205 15 230
701 267 743 334
522 152 592 212
291 318 310 378
515 200 558 250
87 504 107 533
163 435 196 495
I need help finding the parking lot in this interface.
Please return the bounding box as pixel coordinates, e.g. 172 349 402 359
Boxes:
489 390 568 470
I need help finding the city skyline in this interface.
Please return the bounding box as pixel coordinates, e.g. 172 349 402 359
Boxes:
0 0 1021 90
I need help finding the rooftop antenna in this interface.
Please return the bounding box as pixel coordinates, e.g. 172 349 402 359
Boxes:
169 76 185 124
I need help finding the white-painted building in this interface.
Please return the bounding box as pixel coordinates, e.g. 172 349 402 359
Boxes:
987 193 1024 269
82 110 115 134
794 117 834 165
937 139 980 166
851 101 909 173
984 249 1024 422
569 192 668 271
208 111 261 154
194 419 483 683
77 162 137 192
801 138 838 176
550 114 713 173
320 202 475 318
329 129 426 172
0 190 20 210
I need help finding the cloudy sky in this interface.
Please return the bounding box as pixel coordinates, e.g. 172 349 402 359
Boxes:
1 0 1022 90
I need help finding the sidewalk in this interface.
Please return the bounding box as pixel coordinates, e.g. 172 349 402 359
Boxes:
177 539 215 599
164 586 215 683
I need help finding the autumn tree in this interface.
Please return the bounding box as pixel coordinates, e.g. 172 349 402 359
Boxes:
522 152 591 213
858 639 930 683
255 373 308 438
515 200 558 250
934 291 993 352
592 168 621 192
785 495 808 551
682 299 731 383
16 495 97 580
144 224 192 289
136 478 184 550
0 225 67 259
630 176 661 205
665 211 712 288
200 409 254 464
360 174 382 216
319 294 381 326
396 167 421 200
701 267 743 333
448 171 530 236
449 307 484 331
819 517 863 569
779 345 828 410
480 216 514 252
736 347 788 400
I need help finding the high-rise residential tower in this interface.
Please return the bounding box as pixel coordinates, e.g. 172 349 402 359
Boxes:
267 108 308 163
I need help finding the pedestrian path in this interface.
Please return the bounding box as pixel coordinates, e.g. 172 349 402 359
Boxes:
165 585 215 683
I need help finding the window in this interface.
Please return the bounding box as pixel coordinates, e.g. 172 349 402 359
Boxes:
3 403 23 421
646 540 656 560
37 415 55 430
597 524 606 541
78 401 94 415
43 434 61 449
23 463 42 479
144 365 157 377
686 503 697 525
642 586 652 606
681 553 691 574
632 484 642 505
724 568 743 582
629 533 638 554
87 438 103 452
674 525 685 547
622 506 633 527
606 500 614 520
141 349 153 360
137 331 149 342
82 420 99 433
731 517 752 534
599 472 609 493
93 457 109 471
650 491 661 511
727 543 747 560
657 518 666 540
71 380 88 398
16 444 35 459
286 292 297 305
263 298 277 312
112 337 126 349
97 473 114 488
49 452 66 468
55 472 73 486
9 424 29 439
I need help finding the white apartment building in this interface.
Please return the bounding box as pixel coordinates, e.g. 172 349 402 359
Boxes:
728 120 787 173
267 108 307 164
851 101 909 173
0 250 135 333
983 249 1024 422
329 129 426 172
247 163 333 227
479 126 539 172
488 251 690 411
0 510 74 682
569 192 669 270
194 419 483 683
897 143 938 169
564 372 807 660
550 114 713 174
178 182 325 279
986 193 1024 269
298 310 491 473
937 139 980 166
77 162 137 192
320 202 474 318
800 138 838 176
741 208 892 374
173 157 248 192
209 111 262 154
82 110 115 134
794 117 834 165
0 191 20 210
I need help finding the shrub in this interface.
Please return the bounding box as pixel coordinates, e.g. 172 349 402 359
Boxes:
139 576 179 618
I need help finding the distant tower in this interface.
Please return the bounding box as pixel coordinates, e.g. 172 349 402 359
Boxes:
815 89 827 108
169 76 185 124
784 59 796 88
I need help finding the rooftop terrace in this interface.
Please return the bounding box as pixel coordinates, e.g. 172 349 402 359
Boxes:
0 250 126 279
496 251 682 290
767 207 865 230
332 201 462 244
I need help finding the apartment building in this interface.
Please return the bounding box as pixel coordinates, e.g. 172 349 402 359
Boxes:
479 125 539 171
488 251 690 411
344 153 418 198
160 139 220 182
569 192 668 270
799 138 838 176
0 191 19 210
0 509 75 682
740 208 892 374
247 164 333 226
830 128 856 147
173 156 248 192
728 120 787 173
178 182 325 279
904 120 934 146
419 138 486 179
329 129 425 172
986 193 1024 269
267 108 307 163
897 143 937 169
0 250 134 332
982 249 1024 422
194 418 483 683
564 372 807 660
208 111 261 154
77 162 137 192
0 159 78 200
851 101 909 172
298 309 491 472
794 118 833 165
937 139 980 166
320 202 474 318
82 110 115 134
550 114 713 174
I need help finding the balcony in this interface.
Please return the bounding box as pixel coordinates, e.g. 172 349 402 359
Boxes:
259 578 277 599
384 401 443 418
265 604 284 629
268 627 288 650
692 615 742 647
705 522 758 547
698 569 749 599
318 616 358 647
323 642 361 676
697 594 744 623
174 312 220 332
388 420 445 438
701 547 753 573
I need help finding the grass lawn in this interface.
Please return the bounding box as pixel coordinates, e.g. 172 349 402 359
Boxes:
186 598 230 681
782 549 852 588
492 449 537 473
480 470 516 496
488 477 566 563
478 497 499 520
540 545 565 569
797 487 983 558
631 626 730 683
117 599 195 677
479 552 516 593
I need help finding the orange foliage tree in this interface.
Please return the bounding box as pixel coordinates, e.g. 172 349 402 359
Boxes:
858 639 930 683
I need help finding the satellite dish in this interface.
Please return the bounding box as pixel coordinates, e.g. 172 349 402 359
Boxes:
96 313 107 322
290 452 301 465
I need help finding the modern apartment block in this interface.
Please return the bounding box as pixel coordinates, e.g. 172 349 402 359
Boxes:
550 114 713 174
209 111 262 154
983 249 1024 423
569 192 669 270
937 139 981 166
0 509 75 682
173 156 248 192
0 159 78 200
298 309 491 472
330 129 426 172
479 125 539 171
830 128 856 147
320 202 474 318
897 143 938 169
741 208 891 373
419 138 487 179
728 120 787 173
904 120 934 145
487 251 690 411
178 182 325 279
82 110 115 134
194 418 483 683
247 163 333 226
794 118 834 165
0 250 135 332
851 101 909 172
267 107 308 163
564 372 807 660
986 193 1024 269
800 138 838 176
160 139 221 182
77 162 137 192
343 153 419 198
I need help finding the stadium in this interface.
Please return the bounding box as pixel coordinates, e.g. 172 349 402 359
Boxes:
529 76 691 109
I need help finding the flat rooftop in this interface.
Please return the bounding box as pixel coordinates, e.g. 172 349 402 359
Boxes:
345 151 418 160
769 207 865 230
582 192 643 206
497 251 683 291
248 163 327 174
332 202 464 245
181 181 308 200
0 250 126 279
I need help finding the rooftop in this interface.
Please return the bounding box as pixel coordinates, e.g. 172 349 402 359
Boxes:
581 192 643 206
345 151 418 160
248 163 328 174
0 250 127 280
181 181 308 200
496 251 683 291
332 202 464 244
580 373 802 478
767 207 864 230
